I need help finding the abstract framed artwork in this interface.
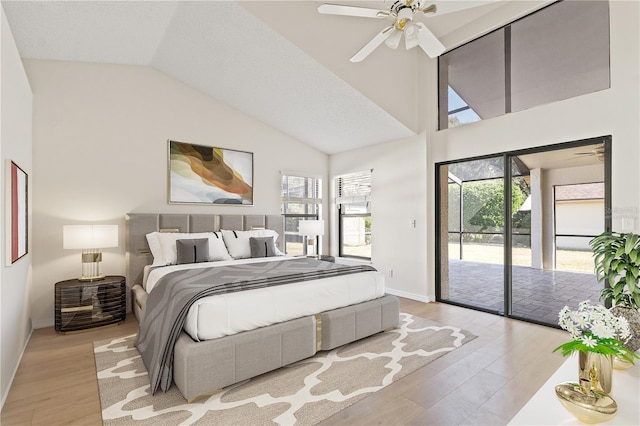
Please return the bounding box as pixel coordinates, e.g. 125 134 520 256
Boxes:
168 140 254 205
6 160 28 264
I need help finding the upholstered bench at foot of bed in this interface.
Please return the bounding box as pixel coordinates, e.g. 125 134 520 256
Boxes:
173 315 317 402
172 294 400 401
319 295 400 350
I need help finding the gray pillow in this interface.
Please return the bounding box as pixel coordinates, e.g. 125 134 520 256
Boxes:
249 236 277 258
176 238 210 264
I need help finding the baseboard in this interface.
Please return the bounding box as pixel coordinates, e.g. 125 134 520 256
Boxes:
385 287 432 303
1 326 33 410
333 257 372 266
32 318 54 329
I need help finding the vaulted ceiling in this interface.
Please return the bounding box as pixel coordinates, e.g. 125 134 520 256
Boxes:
2 0 552 154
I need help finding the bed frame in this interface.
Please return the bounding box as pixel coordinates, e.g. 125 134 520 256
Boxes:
126 213 399 401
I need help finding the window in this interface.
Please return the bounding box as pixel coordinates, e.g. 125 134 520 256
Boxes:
281 174 322 256
554 182 605 272
447 86 481 128
439 0 610 129
439 28 506 130
337 170 372 259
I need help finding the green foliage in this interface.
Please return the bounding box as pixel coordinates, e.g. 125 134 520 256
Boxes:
553 336 640 364
364 217 372 244
590 232 640 309
463 179 527 231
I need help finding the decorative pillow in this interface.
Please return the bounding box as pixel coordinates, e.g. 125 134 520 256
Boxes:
221 229 283 259
249 236 277 258
152 232 232 265
145 232 165 266
176 238 210 264
207 231 233 261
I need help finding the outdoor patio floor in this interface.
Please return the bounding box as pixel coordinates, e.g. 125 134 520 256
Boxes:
444 259 602 326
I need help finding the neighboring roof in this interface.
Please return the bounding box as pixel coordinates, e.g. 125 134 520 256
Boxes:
555 183 605 201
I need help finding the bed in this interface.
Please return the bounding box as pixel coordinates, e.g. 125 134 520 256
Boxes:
126 213 400 401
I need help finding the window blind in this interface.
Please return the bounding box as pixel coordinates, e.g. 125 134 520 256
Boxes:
281 174 322 209
336 170 372 205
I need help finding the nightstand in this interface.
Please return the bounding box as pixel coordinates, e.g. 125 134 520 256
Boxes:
298 255 335 262
54 275 126 333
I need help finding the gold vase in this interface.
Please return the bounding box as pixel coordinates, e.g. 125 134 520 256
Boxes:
578 351 613 394
612 354 633 370
555 382 617 424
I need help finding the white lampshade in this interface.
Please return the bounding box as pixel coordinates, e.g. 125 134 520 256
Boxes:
298 220 325 237
63 225 118 281
63 225 118 249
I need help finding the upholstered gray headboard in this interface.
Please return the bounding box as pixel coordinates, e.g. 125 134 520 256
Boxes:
126 213 285 288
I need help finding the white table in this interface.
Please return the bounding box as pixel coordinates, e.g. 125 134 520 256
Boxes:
509 355 640 425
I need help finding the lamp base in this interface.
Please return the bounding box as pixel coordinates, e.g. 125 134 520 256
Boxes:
80 250 104 282
78 275 106 282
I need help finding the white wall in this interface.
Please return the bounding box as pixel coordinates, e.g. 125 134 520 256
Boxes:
1 6 33 407
556 200 605 250
542 165 604 266
25 60 329 328
329 134 429 302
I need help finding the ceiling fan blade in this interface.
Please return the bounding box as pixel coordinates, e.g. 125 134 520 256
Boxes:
423 0 500 16
318 4 389 19
415 22 445 58
350 26 395 63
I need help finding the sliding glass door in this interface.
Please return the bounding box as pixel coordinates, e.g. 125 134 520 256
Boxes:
509 142 609 325
437 137 611 327
437 156 505 313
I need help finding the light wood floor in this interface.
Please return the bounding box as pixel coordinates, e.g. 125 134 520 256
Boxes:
1 299 568 425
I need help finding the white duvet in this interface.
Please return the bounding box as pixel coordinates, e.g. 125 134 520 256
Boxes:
145 257 385 341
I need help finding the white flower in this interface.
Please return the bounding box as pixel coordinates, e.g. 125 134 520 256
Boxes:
557 300 631 343
591 320 615 339
616 317 631 340
582 335 598 348
570 311 582 324
579 300 591 310
590 311 605 324
566 323 581 340
575 312 590 328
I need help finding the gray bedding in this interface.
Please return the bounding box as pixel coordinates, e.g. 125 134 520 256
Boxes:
134 257 376 394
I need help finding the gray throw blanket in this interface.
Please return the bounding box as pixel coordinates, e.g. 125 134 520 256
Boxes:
135 258 376 394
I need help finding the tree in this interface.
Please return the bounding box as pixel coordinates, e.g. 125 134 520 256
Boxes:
464 179 527 232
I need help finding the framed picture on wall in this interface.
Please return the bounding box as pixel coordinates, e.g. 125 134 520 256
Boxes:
6 160 28 264
168 140 254 205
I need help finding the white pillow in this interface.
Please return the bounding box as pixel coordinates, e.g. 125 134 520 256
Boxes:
145 232 164 266
147 231 232 265
206 232 233 262
221 229 284 259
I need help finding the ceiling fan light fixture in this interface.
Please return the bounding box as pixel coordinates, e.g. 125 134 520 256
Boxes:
404 24 419 49
397 7 414 22
385 28 402 49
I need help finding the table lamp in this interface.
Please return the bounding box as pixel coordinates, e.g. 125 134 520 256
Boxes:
298 219 324 258
63 225 118 281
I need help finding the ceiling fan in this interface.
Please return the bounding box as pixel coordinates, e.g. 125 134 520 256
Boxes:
574 145 605 161
317 0 450 62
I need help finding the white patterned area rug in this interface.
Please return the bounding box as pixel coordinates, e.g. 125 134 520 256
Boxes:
94 313 475 425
